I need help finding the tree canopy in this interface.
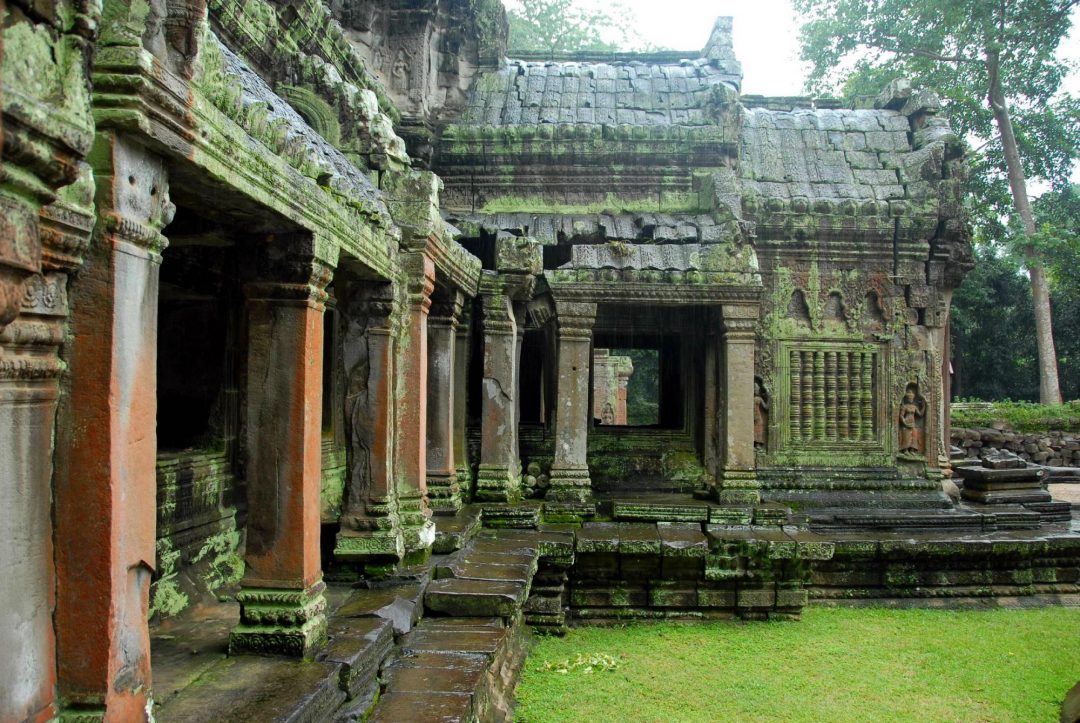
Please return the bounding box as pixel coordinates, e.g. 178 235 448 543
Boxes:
795 0 1080 403
505 0 644 56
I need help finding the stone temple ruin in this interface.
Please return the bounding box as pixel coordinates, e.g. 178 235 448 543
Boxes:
2 2 1078 721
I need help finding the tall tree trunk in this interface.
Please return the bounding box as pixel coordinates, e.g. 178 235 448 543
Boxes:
986 50 1063 404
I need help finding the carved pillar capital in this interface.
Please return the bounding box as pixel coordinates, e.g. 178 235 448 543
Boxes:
242 234 335 308
403 251 435 313
721 303 759 342
428 289 464 331
554 300 597 340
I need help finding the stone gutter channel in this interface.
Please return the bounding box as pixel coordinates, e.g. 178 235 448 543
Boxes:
152 502 1080 722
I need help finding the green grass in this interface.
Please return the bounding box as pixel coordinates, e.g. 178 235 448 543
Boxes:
951 400 1080 432
514 607 1080 722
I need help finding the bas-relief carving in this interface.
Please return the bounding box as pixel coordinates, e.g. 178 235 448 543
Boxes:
753 378 769 450
898 382 927 459
338 286 394 531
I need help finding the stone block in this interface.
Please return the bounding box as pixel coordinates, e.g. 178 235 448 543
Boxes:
697 585 737 609
649 582 697 608
736 587 776 610
620 553 662 581
657 523 708 558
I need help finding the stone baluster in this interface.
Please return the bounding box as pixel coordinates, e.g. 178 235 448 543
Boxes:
547 300 597 504
54 133 171 719
716 303 760 504
790 350 803 442
230 234 334 659
334 281 405 568
427 290 464 514
396 252 436 558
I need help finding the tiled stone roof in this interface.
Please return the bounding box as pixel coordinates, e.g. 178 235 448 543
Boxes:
457 58 739 127
739 107 912 201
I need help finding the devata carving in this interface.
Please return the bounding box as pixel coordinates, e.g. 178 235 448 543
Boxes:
898 383 927 458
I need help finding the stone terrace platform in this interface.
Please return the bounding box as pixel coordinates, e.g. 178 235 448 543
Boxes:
152 500 1080 722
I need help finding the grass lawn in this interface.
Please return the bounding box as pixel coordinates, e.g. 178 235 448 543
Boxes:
513 607 1080 722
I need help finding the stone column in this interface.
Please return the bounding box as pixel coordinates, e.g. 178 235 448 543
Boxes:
427 290 464 513
547 300 597 503
453 301 473 495
702 317 721 480
334 281 405 568
716 303 760 504
230 235 333 659
1 183 93 723
396 252 436 558
54 133 172 720
475 273 523 502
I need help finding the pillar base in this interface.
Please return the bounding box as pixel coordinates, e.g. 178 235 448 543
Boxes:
546 466 593 503
475 463 522 503
713 469 760 505
229 581 328 659
426 472 463 514
333 528 405 562
456 463 474 502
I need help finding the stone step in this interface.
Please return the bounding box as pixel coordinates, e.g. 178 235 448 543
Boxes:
155 655 346 723
433 505 483 554
335 580 426 636
424 578 529 618
319 617 394 706
370 617 526 722
612 499 710 522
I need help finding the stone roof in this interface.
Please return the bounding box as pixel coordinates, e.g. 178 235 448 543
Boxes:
740 107 912 201
220 42 390 217
456 57 740 127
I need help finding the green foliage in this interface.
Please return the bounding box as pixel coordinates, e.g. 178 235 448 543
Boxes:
951 246 1039 400
952 188 1080 401
794 0 1080 237
620 348 659 426
951 400 1080 432
505 0 648 56
515 608 1080 722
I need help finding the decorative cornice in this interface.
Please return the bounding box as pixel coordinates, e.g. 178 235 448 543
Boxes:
549 280 762 306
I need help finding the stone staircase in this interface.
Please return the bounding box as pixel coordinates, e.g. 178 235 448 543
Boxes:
154 505 831 722
368 527 553 722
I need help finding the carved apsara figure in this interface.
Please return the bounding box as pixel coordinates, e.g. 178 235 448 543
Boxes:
392 48 411 90
898 384 926 455
600 402 615 425
753 378 769 449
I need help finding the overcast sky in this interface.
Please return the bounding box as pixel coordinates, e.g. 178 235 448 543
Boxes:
505 0 1080 98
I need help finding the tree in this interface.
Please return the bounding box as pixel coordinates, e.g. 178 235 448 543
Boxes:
505 0 643 57
795 0 1080 404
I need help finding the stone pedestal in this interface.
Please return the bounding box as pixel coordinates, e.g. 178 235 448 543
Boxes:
547 301 597 503
54 133 170 720
396 253 436 557
957 454 1051 505
716 304 760 504
476 273 523 502
334 281 405 566
427 291 464 513
453 302 473 495
230 237 332 659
